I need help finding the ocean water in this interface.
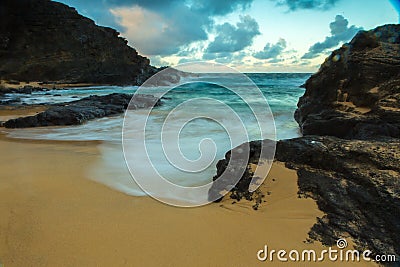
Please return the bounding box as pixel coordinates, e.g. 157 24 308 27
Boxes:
4 73 309 202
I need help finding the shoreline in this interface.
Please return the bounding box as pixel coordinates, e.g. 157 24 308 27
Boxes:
0 127 375 266
1 80 116 90
0 105 48 123
1 1 397 264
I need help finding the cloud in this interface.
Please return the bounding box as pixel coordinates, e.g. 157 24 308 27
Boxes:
59 0 255 56
253 38 287 60
111 6 210 55
190 0 253 15
274 0 341 11
149 55 171 67
203 52 231 60
302 15 362 59
201 51 249 65
176 44 205 57
267 58 284 63
178 57 201 64
205 15 260 54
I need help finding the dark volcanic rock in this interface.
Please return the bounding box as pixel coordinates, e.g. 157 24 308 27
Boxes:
4 93 160 128
210 24 400 263
212 137 400 258
0 0 158 85
276 136 400 258
208 139 276 205
295 24 400 139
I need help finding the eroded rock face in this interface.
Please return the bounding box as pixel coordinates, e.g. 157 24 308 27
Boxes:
276 136 400 257
295 24 400 139
0 0 157 85
3 93 160 128
210 24 400 261
211 136 400 257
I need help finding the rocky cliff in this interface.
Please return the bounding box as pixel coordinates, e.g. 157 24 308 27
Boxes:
0 0 157 85
210 24 400 261
295 24 400 139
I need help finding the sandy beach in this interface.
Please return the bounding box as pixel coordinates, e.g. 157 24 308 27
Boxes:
0 117 376 266
1 1 398 265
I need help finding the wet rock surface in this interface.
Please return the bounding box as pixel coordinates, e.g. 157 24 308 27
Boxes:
3 93 160 128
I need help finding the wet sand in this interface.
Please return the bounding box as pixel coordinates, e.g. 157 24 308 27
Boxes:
0 106 47 122
0 129 376 266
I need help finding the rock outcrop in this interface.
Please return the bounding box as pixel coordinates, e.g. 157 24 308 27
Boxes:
210 24 400 261
210 136 399 257
276 136 400 258
208 139 276 206
295 24 400 139
3 93 160 128
0 0 158 85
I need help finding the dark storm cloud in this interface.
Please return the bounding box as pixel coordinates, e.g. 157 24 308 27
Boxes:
253 38 287 60
302 15 362 59
274 0 340 11
205 15 260 54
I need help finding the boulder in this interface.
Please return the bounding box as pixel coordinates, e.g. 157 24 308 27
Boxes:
4 93 160 128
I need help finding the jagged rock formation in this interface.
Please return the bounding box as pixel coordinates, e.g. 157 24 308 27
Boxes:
210 136 400 257
3 93 160 128
0 0 157 85
210 24 400 261
295 24 400 139
208 139 275 206
276 136 400 258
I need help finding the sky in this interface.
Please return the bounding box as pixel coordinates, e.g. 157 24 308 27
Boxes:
59 0 399 72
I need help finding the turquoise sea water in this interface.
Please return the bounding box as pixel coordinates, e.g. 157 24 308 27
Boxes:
4 73 309 200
